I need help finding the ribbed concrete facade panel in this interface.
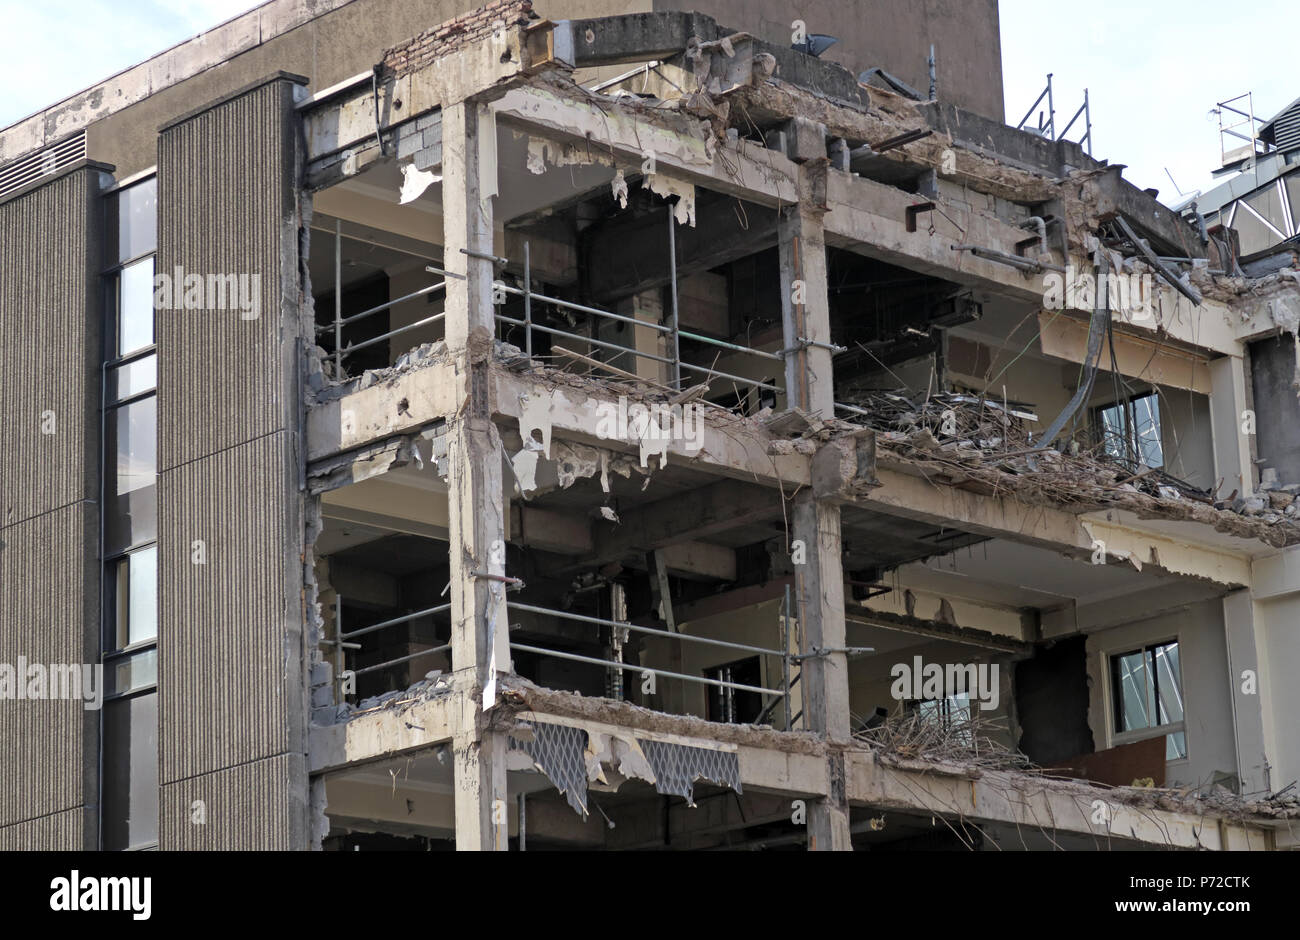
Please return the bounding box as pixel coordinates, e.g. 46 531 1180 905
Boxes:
0 503 99 827
158 431 299 783
0 807 93 850
160 753 301 850
155 74 308 848
0 165 101 527
156 78 298 471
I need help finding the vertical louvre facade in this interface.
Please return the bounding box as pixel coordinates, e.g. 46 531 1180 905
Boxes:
0 163 107 848
155 75 310 849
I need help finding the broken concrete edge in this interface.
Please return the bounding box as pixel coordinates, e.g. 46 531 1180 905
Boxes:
876 445 1300 551
310 670 1297 835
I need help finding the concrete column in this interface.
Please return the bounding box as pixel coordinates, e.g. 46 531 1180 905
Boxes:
1222 590 1271 796
442 100 496 349
1209 354 1254 498
793 490 852 849
444 95 510 850
778 159 834 418
779 151 850 848
613 289 667 384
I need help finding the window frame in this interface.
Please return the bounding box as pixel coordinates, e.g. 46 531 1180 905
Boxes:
99 172 159 852
1093 390 1164 470
1107 639 1188 761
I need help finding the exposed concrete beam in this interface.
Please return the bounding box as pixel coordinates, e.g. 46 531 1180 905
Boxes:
492 368 812 489
605 790 795 850
1041 579 1228 637
563 12 722 67
824 170 1052 303
492 82 799 208
1038 310 1213 393
585 480 781 570
585 196 778 302
307 361 458 462
847 751 1273 850
863 464 1252 589
309 693 454 774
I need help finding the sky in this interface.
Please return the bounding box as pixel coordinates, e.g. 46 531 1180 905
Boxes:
1 0 1293 207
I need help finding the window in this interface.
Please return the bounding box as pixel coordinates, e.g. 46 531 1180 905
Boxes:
705 657 763 724
1110 641 1187 760
1096 392 1163 470
912 691 974 745
101 692 159 851
101 175 158 850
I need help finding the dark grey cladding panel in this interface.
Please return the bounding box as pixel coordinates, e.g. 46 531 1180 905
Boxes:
158 430 305 785
0 503 99 828
0 807 94 850
155 75 301 471
159 752 304 850
0 165 102 527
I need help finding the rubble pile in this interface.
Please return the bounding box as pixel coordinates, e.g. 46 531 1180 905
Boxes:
839 389 1300 545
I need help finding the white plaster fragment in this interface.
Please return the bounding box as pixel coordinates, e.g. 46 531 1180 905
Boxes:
511 448 542 495
526 137 547 174
646 173 696 226
518 392 553 458
399 163 441 204
598 506 620 522
611 168 628 209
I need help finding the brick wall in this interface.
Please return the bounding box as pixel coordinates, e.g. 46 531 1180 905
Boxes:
382 0 535 76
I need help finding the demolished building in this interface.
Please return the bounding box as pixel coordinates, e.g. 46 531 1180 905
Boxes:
2 0 1300 851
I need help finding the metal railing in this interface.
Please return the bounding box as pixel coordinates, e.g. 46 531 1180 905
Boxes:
321 597 452 700
507 597 797 730
426 241 787 399
318 219 449 378
319 219 787 398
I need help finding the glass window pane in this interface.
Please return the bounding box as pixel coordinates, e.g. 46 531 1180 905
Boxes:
109 557 130 650
118 257 155 357
107 648 157 697
106 547 157 651
1154 641 1184 725
108 397 156 496
107 177 156 264
1132 395 1163 468
1166 731 1187 761
1114 650 1152 731
102 692 158 851
107 354 156 401
128 547 157 645
1100 403 1127 462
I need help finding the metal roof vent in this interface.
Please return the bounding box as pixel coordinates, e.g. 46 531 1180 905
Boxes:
0 132 87 201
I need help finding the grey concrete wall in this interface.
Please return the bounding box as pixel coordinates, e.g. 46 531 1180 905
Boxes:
155 75 310 849
0 163 105 849
657 0 1005 120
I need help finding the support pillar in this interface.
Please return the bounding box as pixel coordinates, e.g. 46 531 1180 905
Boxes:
443 97 511 850
780 157 851 847
1209 354 1254 498
778 159 835 418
